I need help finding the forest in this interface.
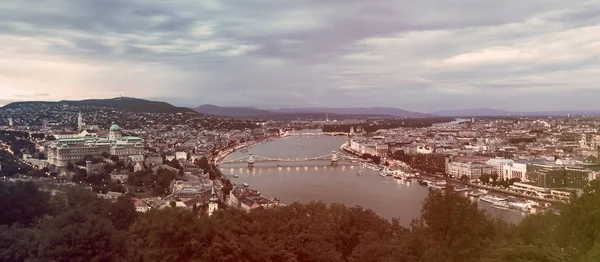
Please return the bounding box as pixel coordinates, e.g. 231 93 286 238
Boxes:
1 180 600 262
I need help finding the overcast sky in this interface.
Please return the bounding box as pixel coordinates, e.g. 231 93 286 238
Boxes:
1 0 599 112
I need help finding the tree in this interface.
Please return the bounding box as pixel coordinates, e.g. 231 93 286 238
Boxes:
372 156 381 164
460 175 469 181
101 152 110 159
409 188 501 262
110 155 119 162
196 156 210 171
36 208 125 262
0 181 50 226
479 174 490 184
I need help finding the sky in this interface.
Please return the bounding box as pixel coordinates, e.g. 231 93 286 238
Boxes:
1 0 599 112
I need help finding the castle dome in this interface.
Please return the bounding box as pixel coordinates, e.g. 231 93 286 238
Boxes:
109 122 121 131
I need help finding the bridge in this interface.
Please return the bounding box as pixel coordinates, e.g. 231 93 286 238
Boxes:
219 151 359 167
282 132 349 137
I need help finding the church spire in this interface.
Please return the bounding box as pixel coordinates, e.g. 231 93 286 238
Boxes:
208 185 219 216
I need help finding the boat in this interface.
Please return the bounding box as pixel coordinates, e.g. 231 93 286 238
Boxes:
429 182 446 190
233 175 239 178
467 191 484 197
491 201 510 210
393 173 402 179
243 183 249 187
351 160 358 163
379 171 387 177
508 202 531 212
480 195 507 203
357 171 363 176
453 187 469 192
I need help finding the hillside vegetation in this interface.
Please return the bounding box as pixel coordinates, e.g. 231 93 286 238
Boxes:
1 181 600 261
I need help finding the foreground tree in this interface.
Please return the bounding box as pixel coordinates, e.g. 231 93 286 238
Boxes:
0 181 50 226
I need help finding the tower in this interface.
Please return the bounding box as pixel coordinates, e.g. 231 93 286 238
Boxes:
208 186 219 216
109 122 122 141
8 118 13 127
77 111 85 131
247 153 255 168
331 151 338 166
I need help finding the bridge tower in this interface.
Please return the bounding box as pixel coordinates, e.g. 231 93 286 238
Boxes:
331 151 338 166
248 153 255 168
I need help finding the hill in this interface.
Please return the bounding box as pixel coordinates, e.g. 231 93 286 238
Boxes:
2 97 195 113
193 104 276 117
433 108 600 117
271 107 431 118
432 108 510 117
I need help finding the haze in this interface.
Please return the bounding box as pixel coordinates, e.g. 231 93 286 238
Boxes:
1 0 599 111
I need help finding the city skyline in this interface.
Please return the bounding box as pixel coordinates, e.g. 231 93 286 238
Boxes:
1 0 599 111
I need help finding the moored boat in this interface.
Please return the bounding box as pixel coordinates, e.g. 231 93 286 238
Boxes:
379 171 387 177
233 175 239 178
453 187 469 192
243 183 249 187
491 201 510 210
480 194 507 203
467 191 484 197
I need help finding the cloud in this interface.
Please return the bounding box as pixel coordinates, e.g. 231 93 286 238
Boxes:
0 0 599 111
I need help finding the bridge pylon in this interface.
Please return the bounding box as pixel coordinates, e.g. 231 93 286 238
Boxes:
331 151 338 166
248 153 255 168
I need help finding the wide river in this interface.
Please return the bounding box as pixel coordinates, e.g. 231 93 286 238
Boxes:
220 134 526 225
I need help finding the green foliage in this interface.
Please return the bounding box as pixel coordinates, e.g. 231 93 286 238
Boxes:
6 179 600 261
0 181 50 226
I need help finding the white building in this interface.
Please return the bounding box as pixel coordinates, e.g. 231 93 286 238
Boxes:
447 161 494 179
416 145 434 154
133 198 151 213
175 151 187 160
207 186 219 216
486 158 514 175
47 122 144 167
500 162 527 180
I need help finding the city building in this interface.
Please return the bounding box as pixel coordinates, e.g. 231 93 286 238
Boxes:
207 186 219 216
46 122 144 167
447 161 494 179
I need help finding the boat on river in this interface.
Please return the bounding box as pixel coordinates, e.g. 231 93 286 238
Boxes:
429 181 446 190
480 194 507 203
233 175 239 178
467 191 484 197
508 202 531 212
491 201 510 210
243 183 249 187
379 171 387 177
453 187 469 192
357 171 363 176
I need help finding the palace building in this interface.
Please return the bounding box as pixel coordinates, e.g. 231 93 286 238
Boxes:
47 122 144 167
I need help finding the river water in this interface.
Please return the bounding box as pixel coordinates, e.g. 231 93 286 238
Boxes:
219 134 526 225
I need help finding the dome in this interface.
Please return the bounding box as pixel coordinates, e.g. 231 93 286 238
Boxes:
109 122 121 131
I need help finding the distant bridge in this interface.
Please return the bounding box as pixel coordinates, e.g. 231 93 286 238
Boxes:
219 151 359 167
282 132 349 137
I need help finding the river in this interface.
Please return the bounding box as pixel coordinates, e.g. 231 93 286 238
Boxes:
219 134 527 225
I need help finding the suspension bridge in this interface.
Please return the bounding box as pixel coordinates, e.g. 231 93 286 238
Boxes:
218 151 359 167
282 132 349 137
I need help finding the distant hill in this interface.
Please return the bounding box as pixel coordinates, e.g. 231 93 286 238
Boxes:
2 97 194 113
271 107 430 118
193 104 277 117
432 108 510 117
432 108 600 117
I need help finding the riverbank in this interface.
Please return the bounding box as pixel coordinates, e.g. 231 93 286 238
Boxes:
339 142 560 208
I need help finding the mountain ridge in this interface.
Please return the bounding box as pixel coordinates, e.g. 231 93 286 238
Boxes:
194 105 430 118
2 97 195 113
